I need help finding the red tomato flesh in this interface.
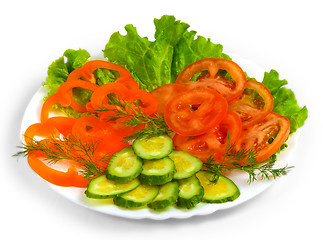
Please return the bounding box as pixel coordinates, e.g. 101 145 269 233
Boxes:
164 88 228 136
173 111 242 161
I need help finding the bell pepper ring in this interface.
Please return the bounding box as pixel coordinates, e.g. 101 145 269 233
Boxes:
24 120 89 187
40 80 99 123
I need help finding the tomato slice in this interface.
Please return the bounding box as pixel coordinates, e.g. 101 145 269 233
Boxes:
164 88 228 136
150 83 188 115
175 58 247 102
235 112 290 162
228 80 273 129
173 111 241 161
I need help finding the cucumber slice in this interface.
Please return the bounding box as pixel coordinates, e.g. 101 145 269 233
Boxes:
85 175 140 199
133 135 173 160
148 181 179 210
196 171 240 203
139 157 176 185
106 147 142 183
114 184 159 208
177 175 204 209
168 151 203 180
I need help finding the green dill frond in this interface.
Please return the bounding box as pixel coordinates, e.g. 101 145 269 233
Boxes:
203 134 293 183
91 93 171 141
14 134 112 179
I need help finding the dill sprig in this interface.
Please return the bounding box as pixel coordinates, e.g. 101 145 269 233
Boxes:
15 134 111 179
93 93 171 141
204 134 293 183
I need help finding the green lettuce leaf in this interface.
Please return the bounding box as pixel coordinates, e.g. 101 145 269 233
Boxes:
41 49 92 118
103 15 189 91
171 31 231 82
42 49 91 98
94 68 120 85
63 48 91 73
103 15 229 91
262 70 308 133
41 15 308 131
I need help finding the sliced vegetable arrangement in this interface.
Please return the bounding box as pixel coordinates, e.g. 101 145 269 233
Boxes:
16 15 308 211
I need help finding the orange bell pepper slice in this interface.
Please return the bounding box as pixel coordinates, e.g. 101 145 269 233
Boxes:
41 60 139 123
79 60 132 82
89 82 158 117
44 116 76 137
28 152 88 188
70 115 129 166
24 119 89 188
67 60 138 90
40 80 99 123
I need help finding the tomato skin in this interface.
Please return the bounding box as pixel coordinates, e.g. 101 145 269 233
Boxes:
175 58 247 102
235 112 290 162
173 111 241 161
164 88 228 136
150 83 188 115
229 80 273 129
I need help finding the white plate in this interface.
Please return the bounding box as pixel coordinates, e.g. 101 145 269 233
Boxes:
19 54 299 220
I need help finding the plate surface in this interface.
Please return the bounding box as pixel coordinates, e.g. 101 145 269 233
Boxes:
20 54 298 220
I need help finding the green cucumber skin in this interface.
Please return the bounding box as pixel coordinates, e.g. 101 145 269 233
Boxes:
169 151 203 180
197 171 240 204
202 174 240 203
84 175 141 199
106 147 143 183
176 175 204 209
106 166 142 183
134 147 173 160
176 189 204 209
148 196 177 210
202 190 240 204
148 182 179 210
139 170 175 185
85 187 138 199
133 135 173 160
84 189 112 199
85 188 117 199
113 197 150 208
113 188 159 208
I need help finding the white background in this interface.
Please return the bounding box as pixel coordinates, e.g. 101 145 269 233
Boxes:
1 0 322 239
